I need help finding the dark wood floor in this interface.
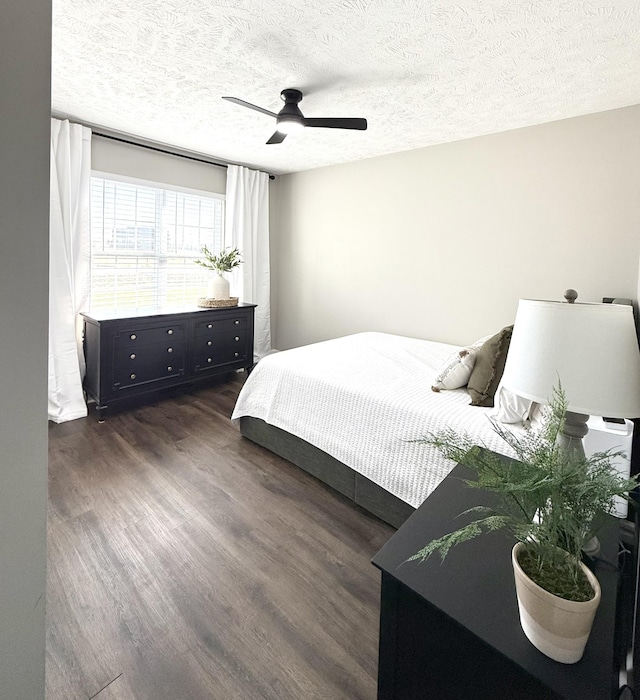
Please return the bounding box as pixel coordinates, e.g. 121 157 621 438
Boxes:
46 374 394 700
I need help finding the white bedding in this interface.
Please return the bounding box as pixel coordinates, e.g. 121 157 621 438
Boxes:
231 332 514 508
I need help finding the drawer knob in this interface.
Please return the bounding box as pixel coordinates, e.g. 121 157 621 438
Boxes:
167 347 173 353
234 352 239 358
207 340 212 346
235 336 240 341
167 366 173 372
234 320 240 325
207 357 213 363
167 329 173 335
130 373 136 380
130 353 136 360
130 333 137 340
207 323 213 329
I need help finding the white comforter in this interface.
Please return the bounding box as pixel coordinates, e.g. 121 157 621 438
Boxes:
231 332 513 508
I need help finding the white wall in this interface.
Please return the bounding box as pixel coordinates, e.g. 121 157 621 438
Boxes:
0 1 51 698
92 136 227 193
272 105 640 350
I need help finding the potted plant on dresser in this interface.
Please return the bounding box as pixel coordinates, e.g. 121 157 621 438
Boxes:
195 245 242 303
409 387 638 664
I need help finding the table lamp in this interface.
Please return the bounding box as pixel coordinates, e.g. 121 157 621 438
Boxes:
501 291 640 457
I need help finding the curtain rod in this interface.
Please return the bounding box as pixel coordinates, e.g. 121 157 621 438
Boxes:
51 114 276 179
92 131 276 180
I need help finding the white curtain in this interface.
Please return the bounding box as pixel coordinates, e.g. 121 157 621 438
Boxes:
48 118 92 422
225 165 271 360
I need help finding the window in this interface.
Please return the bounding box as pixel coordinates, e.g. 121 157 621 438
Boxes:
90 174 224 311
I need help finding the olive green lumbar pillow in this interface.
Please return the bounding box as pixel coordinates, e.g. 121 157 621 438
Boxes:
467 325 513 407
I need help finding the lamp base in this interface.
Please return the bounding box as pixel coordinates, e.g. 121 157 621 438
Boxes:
557 410 589 460
557 410 600 557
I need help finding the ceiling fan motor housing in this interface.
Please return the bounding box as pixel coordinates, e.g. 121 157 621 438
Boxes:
280 88 303 105
277 89 305 129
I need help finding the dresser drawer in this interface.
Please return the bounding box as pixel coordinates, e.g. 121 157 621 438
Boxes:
194 315 247 337
192 334 249 372
113 322 185 348
112 344 185 389
192 330 247 355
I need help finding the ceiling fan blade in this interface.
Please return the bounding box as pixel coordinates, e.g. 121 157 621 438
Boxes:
266 131 287 145
303 117 367 130
222 96 277 119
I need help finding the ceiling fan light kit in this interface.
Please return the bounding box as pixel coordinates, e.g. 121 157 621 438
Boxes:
222 88 367 144
276 118 305 135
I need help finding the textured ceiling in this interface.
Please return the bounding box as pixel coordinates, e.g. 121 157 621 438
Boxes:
52 1 640 175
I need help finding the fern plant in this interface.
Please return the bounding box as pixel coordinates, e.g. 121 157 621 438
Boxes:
194 245 242 274
409 387 638 601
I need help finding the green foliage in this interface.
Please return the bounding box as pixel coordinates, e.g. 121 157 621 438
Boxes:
194 245 243 273
409 386 638 601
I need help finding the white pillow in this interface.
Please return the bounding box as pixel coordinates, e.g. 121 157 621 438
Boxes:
493 384 534 425
528 402 547 430
432 348 478 392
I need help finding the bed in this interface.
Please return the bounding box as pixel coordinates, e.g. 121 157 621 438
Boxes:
231 331 516 528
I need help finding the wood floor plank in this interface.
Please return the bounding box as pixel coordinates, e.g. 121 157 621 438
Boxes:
47 375 394 699
89 673 130 699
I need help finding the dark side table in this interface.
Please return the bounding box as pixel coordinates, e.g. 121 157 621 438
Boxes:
372 464 622 700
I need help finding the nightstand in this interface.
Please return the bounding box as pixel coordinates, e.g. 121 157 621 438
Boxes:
372 464 623 700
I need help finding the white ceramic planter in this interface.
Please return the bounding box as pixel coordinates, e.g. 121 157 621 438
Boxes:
207 273 230 300
511 542 601 664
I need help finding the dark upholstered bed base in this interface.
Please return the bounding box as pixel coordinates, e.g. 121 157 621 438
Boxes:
239 416 415 529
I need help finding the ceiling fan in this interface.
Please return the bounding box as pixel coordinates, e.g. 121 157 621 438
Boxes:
222 88 367 144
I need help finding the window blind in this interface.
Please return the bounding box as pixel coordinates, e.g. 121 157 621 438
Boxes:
90 175 224 310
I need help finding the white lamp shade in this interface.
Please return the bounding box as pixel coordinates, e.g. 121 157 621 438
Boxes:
501 300 640 418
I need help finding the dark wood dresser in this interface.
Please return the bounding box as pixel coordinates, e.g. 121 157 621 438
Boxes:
81 304 256 419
